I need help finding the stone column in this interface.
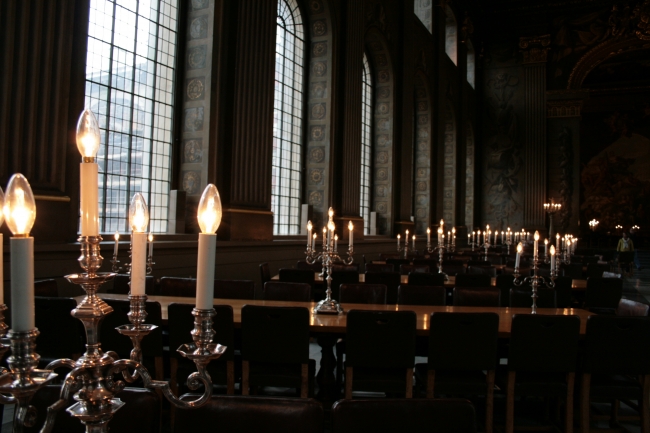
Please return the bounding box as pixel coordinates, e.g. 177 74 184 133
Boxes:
519 35 550 229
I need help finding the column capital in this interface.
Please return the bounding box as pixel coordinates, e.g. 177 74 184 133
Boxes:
519 35 551 64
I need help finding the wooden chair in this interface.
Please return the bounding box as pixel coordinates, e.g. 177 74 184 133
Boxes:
167 303 235 395
581 315 650 433
175 395 323 433
365 263 395 273
466 265 497 277
241 305 313 397
453 287 500 307
617 299 650 316
259 262 271 287
295 260 322 272
263 281 311 302
278 268 314 289
344 310 416 398
159 276 196 297
329 270 360 301
331 398 476 433
399 264 429 275
408 272 445 287
455 273 491 287
509 287 557 308
397 285 446 306
495 274 515 307
502 314 580 433
35 297 84 367
339 284 387 304
214 279 255 300
553 276 574 308
415 312 499 433
34 279 59 297
585 276 623 314
364 271 401 304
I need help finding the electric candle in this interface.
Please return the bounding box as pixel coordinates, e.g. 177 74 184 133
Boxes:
556 233 560 251
437 228 442 245
405 229 409 242
494 230 497 245
501 231 504 244
323 227 327 248
196 184 222 310
477 230 481 244
307 221 312 248
544 238 548 257
129 193 149 296
328 221 335 249
113 231 120 256
4 174 36 331
334 235 338 252
312 233 316 251
348 221 353 248
397 234 401 248
0 187 4 304
427 228 431 245
533 231 539 261
472 231 476 245
515 242 523 270
148 233 154 259
76 109 101 237
550 245 556 275
412 235 416 250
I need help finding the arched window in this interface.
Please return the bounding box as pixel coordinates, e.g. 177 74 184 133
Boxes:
445 5 457 65
272 0 305 235
467 39 475 88
414 0 432 33
85 0 180 233
360 53 373 235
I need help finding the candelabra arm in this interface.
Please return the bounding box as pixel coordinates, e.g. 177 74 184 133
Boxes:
39 368 86 433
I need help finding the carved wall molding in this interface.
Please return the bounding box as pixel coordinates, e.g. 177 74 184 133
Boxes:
547 100 584 118
519 34 551 64
567 35 647 89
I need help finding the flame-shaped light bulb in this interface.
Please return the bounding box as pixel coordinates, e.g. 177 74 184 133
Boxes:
197 184 222 234
0 187 4 228
3 174 36 236
129 193 149 233
76 108 101 160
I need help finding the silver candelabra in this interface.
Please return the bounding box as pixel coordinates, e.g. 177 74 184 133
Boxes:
513 251 556 314
306 208 353 315
426 240 451 281
0 236 225 433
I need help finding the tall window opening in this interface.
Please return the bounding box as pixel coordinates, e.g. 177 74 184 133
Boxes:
360 53 373 235
467 40 475 88
272 0 305 235
85 0 178 233
445 5 457 65
414 0 433 33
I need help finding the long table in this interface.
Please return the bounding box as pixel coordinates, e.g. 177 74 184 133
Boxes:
81 294 593 336
271 273 588 290
80 294 594 403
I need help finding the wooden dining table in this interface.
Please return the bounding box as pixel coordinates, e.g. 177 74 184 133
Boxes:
271 273 588 290
80 293 595 403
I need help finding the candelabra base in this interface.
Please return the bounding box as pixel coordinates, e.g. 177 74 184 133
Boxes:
313 299 344 315
66 398 125 423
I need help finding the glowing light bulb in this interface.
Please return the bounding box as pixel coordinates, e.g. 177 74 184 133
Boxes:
307 221 313 232
3 174 36 236
129 193 149 233
427 228 430 234
328 208 334 218
348 221 353 231
0 187 4 228
550 245 556 256
534 231 539 241
76 108 101 160
516 243 523 254
197 184 222 234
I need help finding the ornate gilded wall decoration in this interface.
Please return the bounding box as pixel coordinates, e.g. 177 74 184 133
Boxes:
183 107 204 132
182 171 201 195
186 78 205 100
183 139 203 163
609 0 650 40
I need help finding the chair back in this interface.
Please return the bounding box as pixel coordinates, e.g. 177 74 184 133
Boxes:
363 271 401 304
168 303 234 362
346 310 416 369
34 279 58 297
408 272 445 286
561 263 583 279
583 315 650 375
175 395 323 433
428 312 499 371
331 398 476 433
339 284 387 304
454 273 491 288
263 281 311 302
466 265 497 277
28 386 161 433
585 276 623 311
278 268 314 288
617 299 650 316
397 285 445 306
399 264 429 275
330 270 360 301
365 263 394 273
386 258 411 268
412 259 438 269
214 279 255 300
35 297 84 362
509 287 557 308
331 263 359 272
296 261 322 272
586 263 610 278
466 260 492 267
509 314 580 373
379 253 401 260
159 277 196 297
241 305 310 364
453 287 500 307
259 262 271 286
553 276 573 308
112 274 157 295
495 274 515 307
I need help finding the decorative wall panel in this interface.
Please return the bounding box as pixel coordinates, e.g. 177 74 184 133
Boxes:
413 71 431 235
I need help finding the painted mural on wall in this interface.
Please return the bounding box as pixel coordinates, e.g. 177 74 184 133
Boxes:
482 70 523 228
580 103 650 230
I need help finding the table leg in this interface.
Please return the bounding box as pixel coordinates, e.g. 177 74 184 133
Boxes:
316 334 339 403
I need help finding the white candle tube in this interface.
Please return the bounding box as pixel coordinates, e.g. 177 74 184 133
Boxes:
113 231 120 256
10 237 35 331
196 233 216 310
307 223 312 248
533 239 538 260
550 248 556 274
312 234 316 251
427 228 431 245
348 222 353 248
334 235 338 252
148 233 154 258
412 235 416 250
515 247 521 269
0 233 3 305
131 232 148 296
556 234 560 252
397 234 401 248
544 239 548 257
80 162 99 236
501 231 504 244
472 232 476 244
323 228 327 249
